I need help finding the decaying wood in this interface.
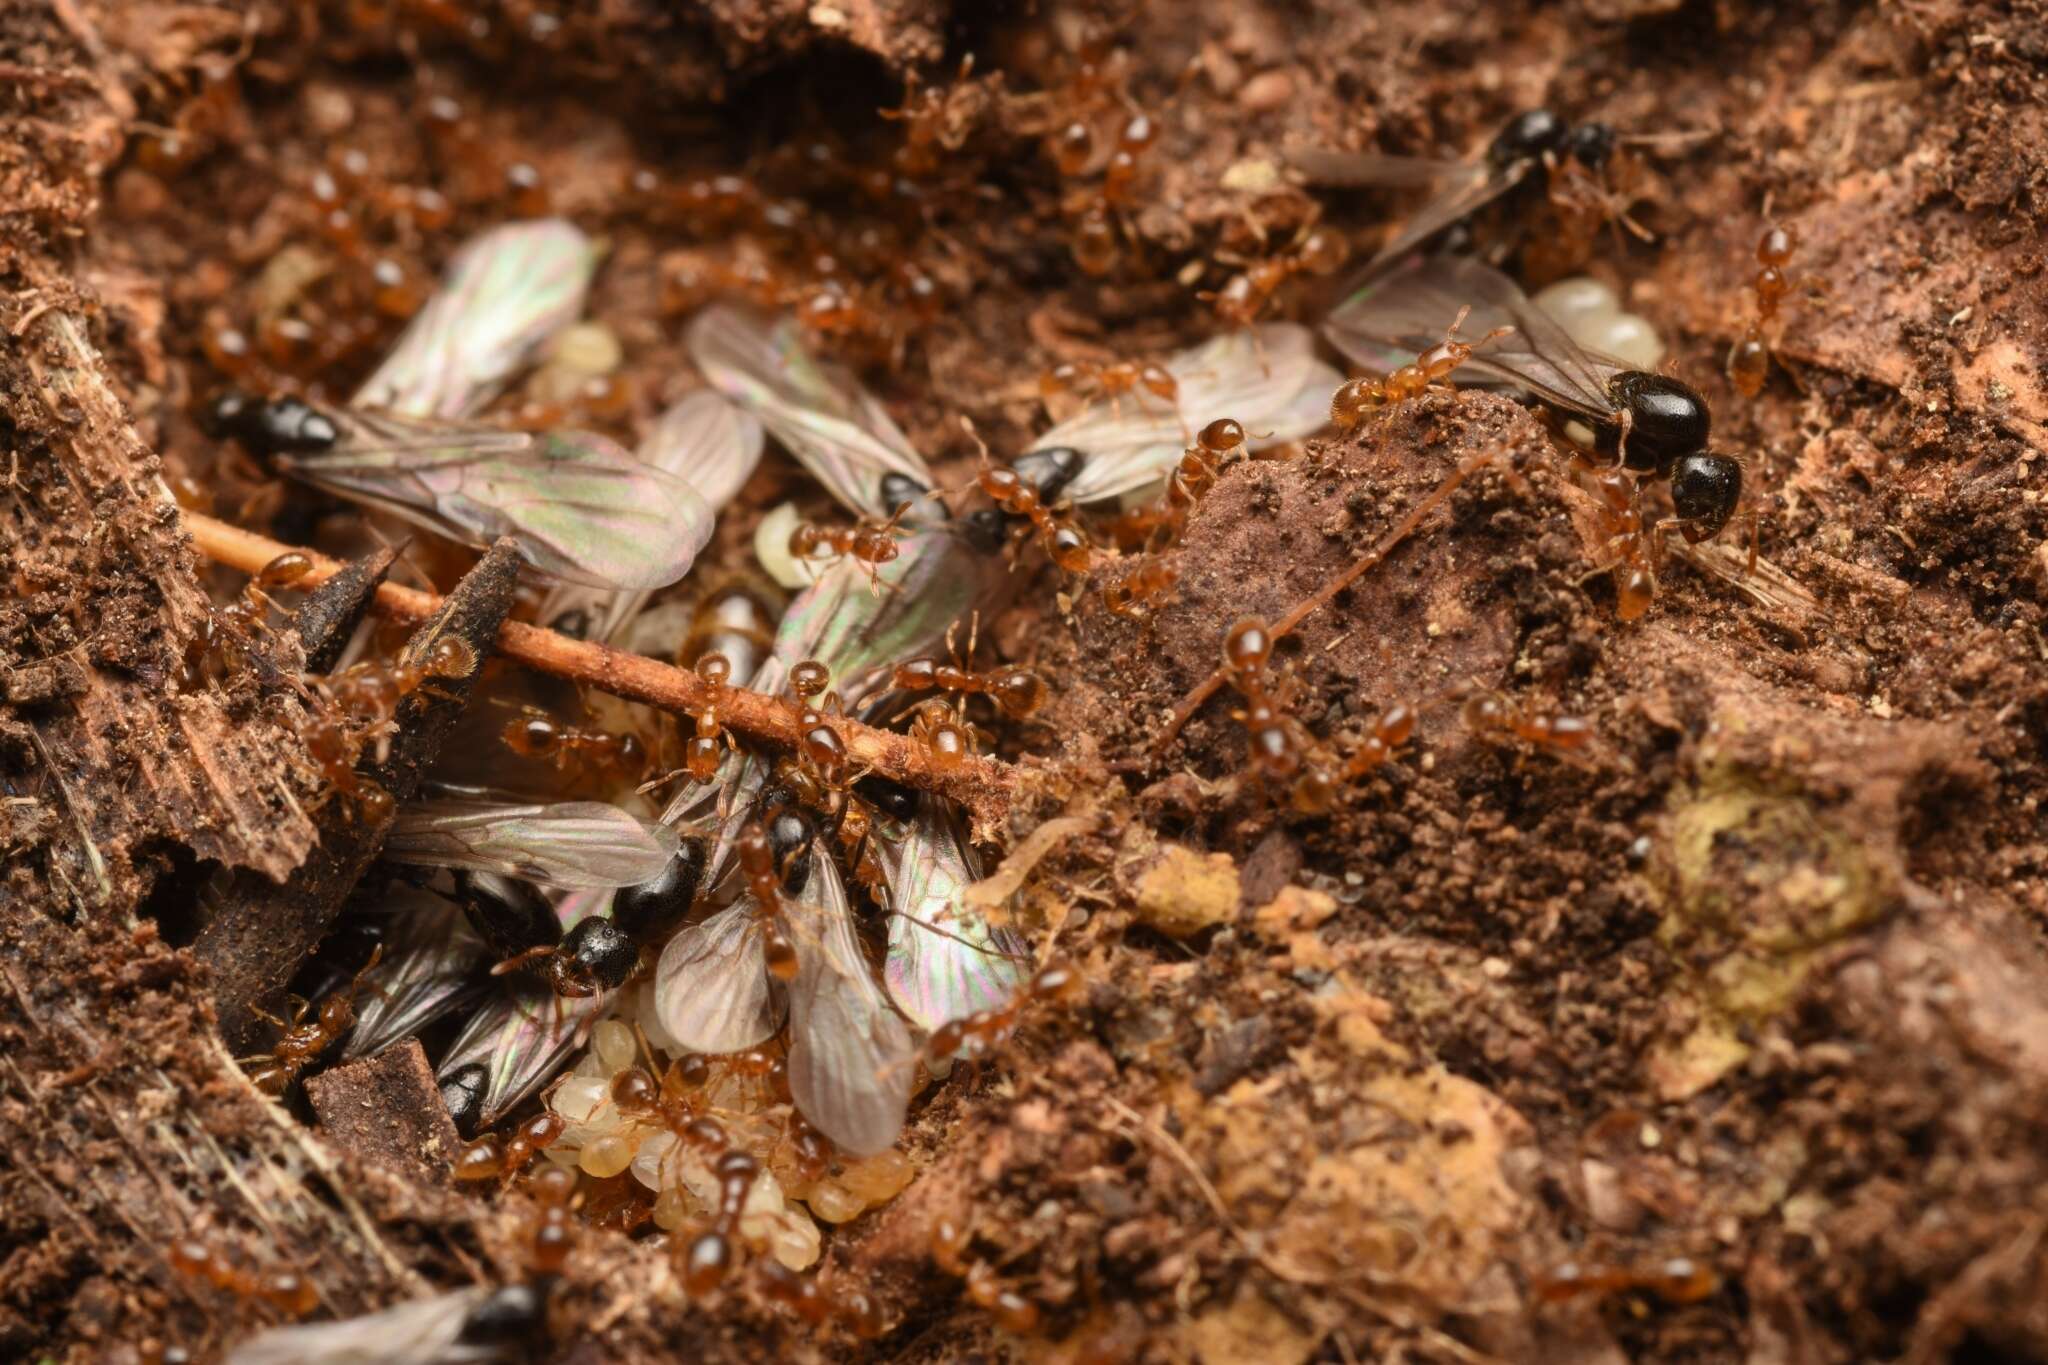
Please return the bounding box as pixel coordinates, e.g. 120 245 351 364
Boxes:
195 540 518 1048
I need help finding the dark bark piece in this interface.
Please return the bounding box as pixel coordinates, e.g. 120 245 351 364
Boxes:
295 547 399 674
195 539 519 1047
305 1040 463 1188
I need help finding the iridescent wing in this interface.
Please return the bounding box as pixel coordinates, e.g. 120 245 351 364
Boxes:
652 900 785 1054
872 803 1029 1032
384 799 680 889
225 1286 505 1365
355 219 599 420
785 847 915 1157
535 388 767 643
1036 323 1343 505
687 305 931 521
343 889 490 1060
435 888 610 1127
760 525 1007 711
278 408 714 590
1324 253 1621 422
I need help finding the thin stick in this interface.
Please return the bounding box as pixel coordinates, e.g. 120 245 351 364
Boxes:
1155 450 1501 752
183 512 1020 826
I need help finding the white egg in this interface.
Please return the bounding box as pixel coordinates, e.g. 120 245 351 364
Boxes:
753 501 818 591
1532 277 1622 339
1593 313 1666 371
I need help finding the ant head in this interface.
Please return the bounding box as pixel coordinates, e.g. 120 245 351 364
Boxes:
1567 122 1617 172
960 507 1011 555
1669 452 1743 542
1013 445 1085 501
878 472 930 518
1488 108 1570 168
555 917 637 995
201 389 253 439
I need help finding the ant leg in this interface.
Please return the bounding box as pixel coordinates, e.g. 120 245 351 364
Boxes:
1611 406 1634 470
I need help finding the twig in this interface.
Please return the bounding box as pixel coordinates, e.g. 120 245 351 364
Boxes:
1155 449 1506 753
182 511 1022 828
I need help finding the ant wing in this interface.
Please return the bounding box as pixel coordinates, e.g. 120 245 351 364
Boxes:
385 798 681 890
537 389 765 644
763 527 1009 712
688 305 932 523
872 803 1028 1031
355 219 599 421
437 892 612 1126
225 1285 504 1365
786 847 915 1157
653 900 787 1054
1325 253 1621 422
1042 323 1342 506
343 889 491 1060
1289 147 1473 189
1348 158 1537 280
282 415 715 590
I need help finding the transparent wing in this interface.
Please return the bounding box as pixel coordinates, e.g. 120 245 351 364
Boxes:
1324 253 1621 420
535 388 765 642
873 804 1029 1031
761 525 1007 711
653 900 785 1054
384 799 680 889
279 410 714 590
1044 324 1344 505
786 848 915 1157
343 890 490 1060
436 888 610 1127
226 1287 497 1365
355 219 599 420
1352 160 1533 278
687 305 931 521
1288 148 1472 189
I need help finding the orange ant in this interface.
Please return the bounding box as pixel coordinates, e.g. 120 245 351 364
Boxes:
925 962 1081 1064
1038 357 1178 418
890 657 1048 719
735 820 803 984
881 55 976 179
167 1234 320 1318
242 946 384 1096
187 551 315 683
1221 619 1413 813
453 1110 568 1184
1460 690 1593 758
974 456 1095 574
788 503 911 589
1330 306 1514 429
929 1211 1044 1335
1727 224 1799 398
1571 455 1659 621
1201 225 1350 329
501 708 648 782
1531 1254 1718 1306
1100 557 1180 616
682 652 734 784
909 700 977 772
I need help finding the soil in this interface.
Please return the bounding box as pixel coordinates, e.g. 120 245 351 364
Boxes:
4 1 2048 1363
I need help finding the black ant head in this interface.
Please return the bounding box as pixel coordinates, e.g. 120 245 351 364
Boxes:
554 916 638 995
1013 445 1086 501
201 389 253 439
1567 122 1617 171
879 471 931 517
458 1284 551 1346
853 773 920 823
1668 452 1743 543
960 507 1011 555
440 1062 489 1137
1488 108 1570 168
